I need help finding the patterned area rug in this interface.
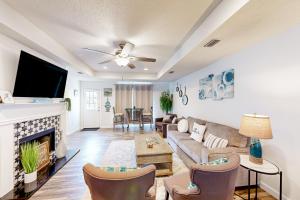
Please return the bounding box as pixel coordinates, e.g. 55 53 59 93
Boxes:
100 140 137 168
95 140 247 200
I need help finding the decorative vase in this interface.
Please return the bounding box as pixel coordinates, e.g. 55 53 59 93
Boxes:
24 171 37 184
56 140 67 159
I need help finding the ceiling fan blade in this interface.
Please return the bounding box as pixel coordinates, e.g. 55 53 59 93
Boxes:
98 59 114 64
129 56 156 62
83 48 115 56
120 42 135 57
127 63 136 69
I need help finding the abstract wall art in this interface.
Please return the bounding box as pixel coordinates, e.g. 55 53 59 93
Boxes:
104 88 112 97
199 69 234 101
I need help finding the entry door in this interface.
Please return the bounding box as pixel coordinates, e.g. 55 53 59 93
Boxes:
83 89 100 128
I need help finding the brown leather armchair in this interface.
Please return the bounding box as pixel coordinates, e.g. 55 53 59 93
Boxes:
83 164 157 200
164 153 240 200
155 114 177 138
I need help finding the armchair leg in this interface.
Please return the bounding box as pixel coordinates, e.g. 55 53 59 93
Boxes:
165 191 169 200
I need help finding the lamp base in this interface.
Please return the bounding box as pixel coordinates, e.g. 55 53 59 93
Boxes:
249 154 263 164
249 138 263 165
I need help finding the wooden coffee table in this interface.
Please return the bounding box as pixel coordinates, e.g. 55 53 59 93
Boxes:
135 133 173 176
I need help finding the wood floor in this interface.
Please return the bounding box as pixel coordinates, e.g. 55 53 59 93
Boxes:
29 126 276 200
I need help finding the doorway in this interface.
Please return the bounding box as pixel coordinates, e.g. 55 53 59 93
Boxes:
83 89 100 128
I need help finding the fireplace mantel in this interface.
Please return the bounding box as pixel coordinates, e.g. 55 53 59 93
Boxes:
0 102 66 126
0 102 66 198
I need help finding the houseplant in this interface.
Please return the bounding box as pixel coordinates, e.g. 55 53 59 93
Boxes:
160 90 173 114
65 98 71 111
21 142 39 183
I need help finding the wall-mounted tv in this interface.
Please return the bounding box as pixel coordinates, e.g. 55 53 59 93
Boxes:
13 51 68 98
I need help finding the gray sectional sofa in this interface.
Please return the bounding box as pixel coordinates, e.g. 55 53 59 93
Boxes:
167 116 254 186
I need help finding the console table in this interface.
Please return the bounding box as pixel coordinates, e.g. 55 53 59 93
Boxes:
240 155 282 200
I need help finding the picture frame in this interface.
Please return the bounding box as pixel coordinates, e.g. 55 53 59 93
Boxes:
103 88 112 97
0 90 14 104
37 141 50 171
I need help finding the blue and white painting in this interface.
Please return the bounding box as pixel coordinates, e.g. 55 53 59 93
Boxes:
199 69 234 100
199 74 214 100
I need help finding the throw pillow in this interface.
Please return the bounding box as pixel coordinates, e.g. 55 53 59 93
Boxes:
190 123 206 143
162 115 171 122
203 133 228 149
201 157 228 166
187 181 199 190
99 166 136 173
172 117 177 124
178 119 188 133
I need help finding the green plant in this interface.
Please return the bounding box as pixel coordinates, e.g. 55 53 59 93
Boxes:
160 90 173 114
65 98 71 111
20 142 39 174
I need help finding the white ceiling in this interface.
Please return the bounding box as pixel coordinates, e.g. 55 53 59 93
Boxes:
3 0 300 81
160 0 300 80
4 0 214 74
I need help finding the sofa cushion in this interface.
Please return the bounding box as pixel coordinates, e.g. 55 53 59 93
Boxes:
177 140 206 163
167 131 192 144
187 117 206 134
204 122 249 148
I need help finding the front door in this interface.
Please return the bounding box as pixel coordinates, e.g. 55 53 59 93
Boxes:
83 89 100 128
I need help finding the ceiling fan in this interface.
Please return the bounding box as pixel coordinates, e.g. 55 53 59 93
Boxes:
83 42 156 69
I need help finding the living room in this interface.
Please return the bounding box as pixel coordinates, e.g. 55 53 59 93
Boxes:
0 0 300 200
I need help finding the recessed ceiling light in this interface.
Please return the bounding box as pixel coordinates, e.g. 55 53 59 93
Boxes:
103 66 108 70
144 68 149 71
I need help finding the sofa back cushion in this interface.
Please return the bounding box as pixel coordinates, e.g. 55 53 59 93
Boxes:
204 122 249 148
187 117 206 134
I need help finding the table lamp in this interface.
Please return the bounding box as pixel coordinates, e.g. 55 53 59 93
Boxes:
239 114 273 164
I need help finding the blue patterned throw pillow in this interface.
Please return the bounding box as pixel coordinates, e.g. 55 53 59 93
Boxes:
100 166 136 172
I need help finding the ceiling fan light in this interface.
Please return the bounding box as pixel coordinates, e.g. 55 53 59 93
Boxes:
115 57 129 66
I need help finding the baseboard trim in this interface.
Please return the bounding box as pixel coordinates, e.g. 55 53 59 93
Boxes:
67 129 81 135
260 181 289 200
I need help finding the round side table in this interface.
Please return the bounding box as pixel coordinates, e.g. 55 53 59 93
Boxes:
240 155 282 200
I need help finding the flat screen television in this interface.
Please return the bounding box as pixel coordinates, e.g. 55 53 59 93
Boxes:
13 51 68 98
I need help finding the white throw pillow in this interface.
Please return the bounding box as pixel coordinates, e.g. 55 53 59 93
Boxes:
172 117 177 124
162 115 171 122
190 123 206 143
203 133 228 149
177 119 188 133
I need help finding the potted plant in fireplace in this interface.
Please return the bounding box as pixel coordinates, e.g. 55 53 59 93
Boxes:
21 142 39 183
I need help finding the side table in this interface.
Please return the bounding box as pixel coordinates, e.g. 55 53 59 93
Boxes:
240 155 282 200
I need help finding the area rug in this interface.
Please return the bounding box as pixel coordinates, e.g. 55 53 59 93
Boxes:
100 140 137 168
86 140 244 200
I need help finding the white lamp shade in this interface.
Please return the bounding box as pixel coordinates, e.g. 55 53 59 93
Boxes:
239 114 273 139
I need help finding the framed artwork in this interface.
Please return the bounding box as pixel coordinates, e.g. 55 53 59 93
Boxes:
0 90 14 104
37 141 50 171
199 69 234 101
103 88 112 97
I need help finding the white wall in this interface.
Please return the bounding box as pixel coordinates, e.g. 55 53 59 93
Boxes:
65 74 81 134
171 25 300 200
0 33 81 135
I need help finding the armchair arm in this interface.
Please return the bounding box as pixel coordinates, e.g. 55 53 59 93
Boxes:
167 124 178 131
155 117 163 123
172 185 200 196
207 147 249 161
172 185 200 199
